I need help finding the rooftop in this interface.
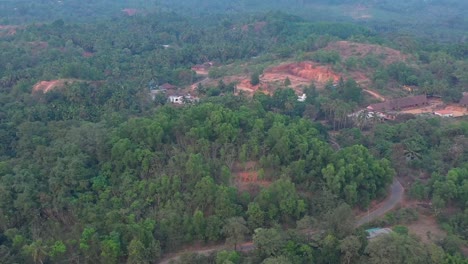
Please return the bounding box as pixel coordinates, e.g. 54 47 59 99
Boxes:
366 228 393 239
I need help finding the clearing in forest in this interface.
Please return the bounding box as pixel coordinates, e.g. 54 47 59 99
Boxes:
400 196 447 244
0 25 19 36
232 161 271 193
324 41 408 65
235 62 340 95
32 79 79 93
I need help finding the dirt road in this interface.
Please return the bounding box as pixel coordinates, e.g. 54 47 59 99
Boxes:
158 178 404 263
363 89 386 102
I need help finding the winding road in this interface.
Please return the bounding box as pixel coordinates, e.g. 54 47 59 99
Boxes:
159 179 404 263
356 179 404 226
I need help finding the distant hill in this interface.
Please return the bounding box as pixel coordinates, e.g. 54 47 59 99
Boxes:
0 0 467 42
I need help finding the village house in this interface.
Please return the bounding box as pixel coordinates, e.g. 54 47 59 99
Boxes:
297 93 307 102
169 95 184 104
367 95 428 112
160 83 177 90
168 94 199 105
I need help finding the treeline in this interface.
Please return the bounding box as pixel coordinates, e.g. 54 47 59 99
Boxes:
0 97 395 263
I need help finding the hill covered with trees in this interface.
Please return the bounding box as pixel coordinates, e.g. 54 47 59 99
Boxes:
0 1 467 263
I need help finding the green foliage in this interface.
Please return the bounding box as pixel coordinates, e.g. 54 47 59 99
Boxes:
365 233 441 264
216 250 240 264
255 179 306 223
393 225 409 235
311 50 341 64
251 72 261 86
222 217 249 250
0 4 466 263
253 228 284 258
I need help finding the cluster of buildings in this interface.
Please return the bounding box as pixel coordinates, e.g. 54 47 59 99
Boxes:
360 93 468 120
149 82 199 105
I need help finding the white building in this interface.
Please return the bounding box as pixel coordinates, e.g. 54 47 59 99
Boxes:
297 93 307 102
169 95 184 104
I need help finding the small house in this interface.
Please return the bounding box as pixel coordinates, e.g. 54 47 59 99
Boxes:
297 94 307 102
169 95 184 104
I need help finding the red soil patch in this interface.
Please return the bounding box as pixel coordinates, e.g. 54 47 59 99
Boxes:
233 162 271 192
232 62 340 96
235 78 271 95
325 41 408 66
265 62 340 85
256 61 341 93
32 79 77 93
0 25 19 36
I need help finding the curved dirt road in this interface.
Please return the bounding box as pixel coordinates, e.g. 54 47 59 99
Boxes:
159 179 404 263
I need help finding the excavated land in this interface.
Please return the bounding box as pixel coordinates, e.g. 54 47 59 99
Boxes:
235 62 341 95
32 79 77 93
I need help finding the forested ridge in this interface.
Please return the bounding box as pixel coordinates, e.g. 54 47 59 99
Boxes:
0 2 467 264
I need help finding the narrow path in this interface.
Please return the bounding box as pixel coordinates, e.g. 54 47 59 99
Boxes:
363 89 386 102
159 179 404 263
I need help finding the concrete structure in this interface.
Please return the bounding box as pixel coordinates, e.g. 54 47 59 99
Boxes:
297 93 307 102
366 228 393 239
169 95 184 104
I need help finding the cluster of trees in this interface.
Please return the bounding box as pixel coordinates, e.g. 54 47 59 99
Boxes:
174 220 465 264
0 98 397 263
337 117 468 255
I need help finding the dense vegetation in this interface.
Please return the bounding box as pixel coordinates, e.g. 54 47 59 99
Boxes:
0 1 467 263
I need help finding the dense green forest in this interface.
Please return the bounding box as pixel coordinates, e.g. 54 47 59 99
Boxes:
0 1 467 263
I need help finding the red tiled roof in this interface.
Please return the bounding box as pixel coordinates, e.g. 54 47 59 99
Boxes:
160 83 177 90
368 95 427 112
